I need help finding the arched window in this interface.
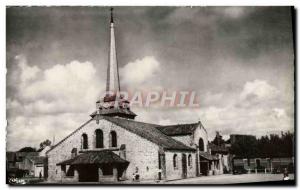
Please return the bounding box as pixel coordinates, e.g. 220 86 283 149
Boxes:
110 131 117 147
81 134 88 149
188 154 192 167
95 129 104 148
199 138 204 151
173 154 178 169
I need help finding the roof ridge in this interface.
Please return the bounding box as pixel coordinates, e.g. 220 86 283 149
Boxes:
159 122 200 127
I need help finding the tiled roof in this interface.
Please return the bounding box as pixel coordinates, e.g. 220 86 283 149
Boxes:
47 116 195 154
103 116 195 151
57 150 129 165
156 122 200 136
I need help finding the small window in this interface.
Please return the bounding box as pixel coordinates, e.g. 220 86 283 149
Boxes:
173 154 178 169
95 129 104 148
110 131 117 147
188 154 192 167
199 138 204 151
81 133 88 149
71 148 77 158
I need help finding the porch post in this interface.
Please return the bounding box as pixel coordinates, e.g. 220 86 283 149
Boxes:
74 169 79 181
98 167 103 182
198 152 201 175
113 167 118 181
61 167 66 181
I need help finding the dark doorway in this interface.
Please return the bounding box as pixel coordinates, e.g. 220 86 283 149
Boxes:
78 165 99 182
256 159 261 168
200 160 209 176
158 153 166 180
182 154 187 179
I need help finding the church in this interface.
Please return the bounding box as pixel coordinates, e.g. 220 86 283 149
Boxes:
46 9 222 183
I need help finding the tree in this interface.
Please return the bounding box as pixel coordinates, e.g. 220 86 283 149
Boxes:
18 147 36 152
212 131 225 146
230 135 257 158
40 139 52 149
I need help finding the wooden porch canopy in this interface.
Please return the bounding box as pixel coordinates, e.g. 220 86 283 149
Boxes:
56 150 129 166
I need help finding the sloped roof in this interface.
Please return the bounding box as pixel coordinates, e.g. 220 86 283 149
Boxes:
199 152 219 161
155 122 200 136
47 116 195 154
57 150 129 165
103 116 195 151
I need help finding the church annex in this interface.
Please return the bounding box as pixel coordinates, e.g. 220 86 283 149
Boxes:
46 9 222 183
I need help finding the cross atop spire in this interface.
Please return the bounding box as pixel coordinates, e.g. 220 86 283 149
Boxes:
106 7 120 95
110 8 114 23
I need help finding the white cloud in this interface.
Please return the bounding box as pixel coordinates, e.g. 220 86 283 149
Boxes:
222 7 247 19
17 60 104 114
16 54 40 83
7 56 105 150
240 79 279 102
133 79 293 141
120 56 161 90
6 113 88 151
121 56 160 84
273 108 287 118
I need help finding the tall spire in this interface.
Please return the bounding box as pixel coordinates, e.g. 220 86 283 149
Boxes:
106 7 120 95
92 8 136 120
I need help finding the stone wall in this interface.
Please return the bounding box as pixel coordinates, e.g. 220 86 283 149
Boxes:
193 124 208 151
164 151 196 181
47 118 161 182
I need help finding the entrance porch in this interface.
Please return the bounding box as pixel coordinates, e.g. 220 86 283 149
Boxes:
57 150 129 182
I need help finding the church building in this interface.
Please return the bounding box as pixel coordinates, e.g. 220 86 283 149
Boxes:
46 9 221 183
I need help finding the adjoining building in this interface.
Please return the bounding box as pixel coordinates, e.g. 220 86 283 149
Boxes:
6 148 49 179
46 9 219 183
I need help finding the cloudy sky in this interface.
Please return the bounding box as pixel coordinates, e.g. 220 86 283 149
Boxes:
6 6 294 151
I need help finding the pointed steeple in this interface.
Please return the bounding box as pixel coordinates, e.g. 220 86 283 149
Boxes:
106 7 120 95
92 8 137 120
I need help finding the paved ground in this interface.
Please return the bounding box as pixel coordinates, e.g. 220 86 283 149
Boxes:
36 174 295 185
165 174 295 184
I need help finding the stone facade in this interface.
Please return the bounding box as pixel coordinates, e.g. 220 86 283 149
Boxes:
164 151 196 180
47 118 161 181
47 118 199 182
